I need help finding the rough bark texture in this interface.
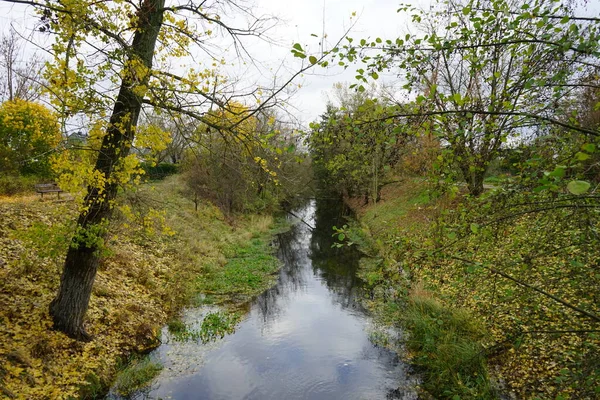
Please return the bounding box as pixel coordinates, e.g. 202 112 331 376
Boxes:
49 0 165 341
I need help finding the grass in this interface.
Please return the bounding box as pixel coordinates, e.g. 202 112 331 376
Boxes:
196 237 280 301
403 289 495 399
0 174 40 196
359 178 432 238
112 356 162 397
349 178 496 399
0 174 284 399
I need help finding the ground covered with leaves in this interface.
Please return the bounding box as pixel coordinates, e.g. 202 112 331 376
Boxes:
0 176 281 399
347 179 600 399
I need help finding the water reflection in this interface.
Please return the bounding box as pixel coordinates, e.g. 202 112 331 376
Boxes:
140 199 416 400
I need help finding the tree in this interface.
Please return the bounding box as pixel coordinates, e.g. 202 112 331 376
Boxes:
333 0 600 195
139 110 194 164
309 86 406 202
184 104 307 213
2 0 325 340
0 98 61 176
43 0 166 341
0 28 43 102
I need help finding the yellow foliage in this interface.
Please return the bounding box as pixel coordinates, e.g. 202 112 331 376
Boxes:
0 176 276 399
0 99 62 175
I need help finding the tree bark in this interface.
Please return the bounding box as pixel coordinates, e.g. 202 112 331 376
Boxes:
458 159 486 197
49 0 165 341
468 171 485 197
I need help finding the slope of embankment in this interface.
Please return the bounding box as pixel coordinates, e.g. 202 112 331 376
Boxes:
346 178 599 399
0 176 282 399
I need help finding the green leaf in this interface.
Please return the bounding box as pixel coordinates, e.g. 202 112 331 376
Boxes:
567 180 591 195
470 223 479 234
452 93 463 105
575 152 590 161
548 166 566 178
309 55 317 65
582 143 596 153
292 43 304 51
338 233 346 241
447 231 457 240
462 6 471 15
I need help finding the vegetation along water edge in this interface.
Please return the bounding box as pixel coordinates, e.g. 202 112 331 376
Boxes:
0 175 286 399
337 178 598 400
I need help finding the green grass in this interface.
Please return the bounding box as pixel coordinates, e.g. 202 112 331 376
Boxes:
133 175 284 308
362 181 430 237
195 236 280 302
170 311 241 343
403 294 495 399
167 318 186 334
351 179 496 399
112 356 162 397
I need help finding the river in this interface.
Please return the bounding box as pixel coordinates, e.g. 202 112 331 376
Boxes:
119 199 416 399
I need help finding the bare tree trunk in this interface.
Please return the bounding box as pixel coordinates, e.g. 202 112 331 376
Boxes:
1 30 17 101
469 173 485 197
49 0 165 341
459 162 485 197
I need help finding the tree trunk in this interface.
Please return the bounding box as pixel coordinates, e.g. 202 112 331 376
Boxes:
49 241 101 341
467 170 485 197
459 162 485 197
49 0 165 340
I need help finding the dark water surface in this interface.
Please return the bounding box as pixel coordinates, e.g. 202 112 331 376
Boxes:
138 200 416 399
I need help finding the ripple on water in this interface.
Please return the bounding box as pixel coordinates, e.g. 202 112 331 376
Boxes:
116 200 418 400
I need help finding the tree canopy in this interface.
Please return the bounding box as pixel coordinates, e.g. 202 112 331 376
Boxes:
0 98 61 176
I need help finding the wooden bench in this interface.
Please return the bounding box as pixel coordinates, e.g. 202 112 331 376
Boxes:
35 183 63 199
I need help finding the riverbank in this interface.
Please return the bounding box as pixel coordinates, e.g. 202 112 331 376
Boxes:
133 199 416 399
0 175 282 399
346 178 599 399
344 179 493 399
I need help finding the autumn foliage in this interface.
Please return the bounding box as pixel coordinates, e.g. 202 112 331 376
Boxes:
0 99 61 177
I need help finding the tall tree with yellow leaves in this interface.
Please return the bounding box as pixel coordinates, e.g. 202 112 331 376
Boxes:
2 0 325 340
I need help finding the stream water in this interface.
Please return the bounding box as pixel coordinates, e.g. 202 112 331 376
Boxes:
123 199 416 399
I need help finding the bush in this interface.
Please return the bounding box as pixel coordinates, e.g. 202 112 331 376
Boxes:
140 162 179 180
0 99 61 177
0 175 40 196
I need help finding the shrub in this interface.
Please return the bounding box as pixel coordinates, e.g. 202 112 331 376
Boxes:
0 99 61 177
141 162 179 180
0 174 39 196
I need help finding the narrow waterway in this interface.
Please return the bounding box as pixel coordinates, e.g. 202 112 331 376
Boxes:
136 199 416 399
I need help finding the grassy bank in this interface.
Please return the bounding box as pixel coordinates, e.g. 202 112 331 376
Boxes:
347 178 599 399
346 179 496 399
0 175 282 399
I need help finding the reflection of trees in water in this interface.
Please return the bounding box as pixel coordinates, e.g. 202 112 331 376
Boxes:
252 199 369 324
253 219 310 324
310 199 367 312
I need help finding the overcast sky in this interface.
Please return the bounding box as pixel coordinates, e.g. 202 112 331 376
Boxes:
0 0 430 126
246 0 426 124
2 0 597 127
